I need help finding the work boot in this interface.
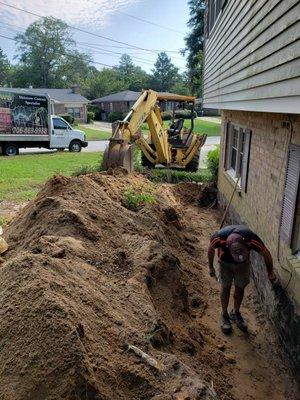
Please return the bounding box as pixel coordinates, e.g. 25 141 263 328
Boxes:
220 312 232 334
230 310 248 332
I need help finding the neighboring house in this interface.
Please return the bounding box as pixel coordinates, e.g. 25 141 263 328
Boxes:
203 0 300 372
92 91 139 120
1 86 89 123
92 90 187 120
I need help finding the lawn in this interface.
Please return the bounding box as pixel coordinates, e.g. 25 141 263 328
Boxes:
0 152 102 202
78 125 111 141
142 118 221 137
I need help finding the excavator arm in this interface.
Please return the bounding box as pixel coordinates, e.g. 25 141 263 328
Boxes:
103 89 171 171
102 89 207 172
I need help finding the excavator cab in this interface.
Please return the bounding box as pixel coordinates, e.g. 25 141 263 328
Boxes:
102 90 207 173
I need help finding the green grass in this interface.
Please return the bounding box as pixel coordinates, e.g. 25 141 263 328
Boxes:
78 125 111 141
0 152 102 202
142 118 221 137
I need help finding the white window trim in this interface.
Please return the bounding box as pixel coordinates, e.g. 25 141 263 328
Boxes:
224 123 250 191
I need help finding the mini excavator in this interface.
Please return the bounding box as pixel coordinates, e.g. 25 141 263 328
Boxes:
102 89 207 172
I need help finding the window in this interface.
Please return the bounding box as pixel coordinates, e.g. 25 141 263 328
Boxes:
223 123 251 192
53 118 68 130
206 0 227 37
280 145 300 256
67 107 80 119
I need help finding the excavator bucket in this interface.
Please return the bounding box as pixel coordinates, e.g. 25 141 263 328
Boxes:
102 141 134 172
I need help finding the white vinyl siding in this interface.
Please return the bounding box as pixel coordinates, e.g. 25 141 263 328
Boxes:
203 0 300 113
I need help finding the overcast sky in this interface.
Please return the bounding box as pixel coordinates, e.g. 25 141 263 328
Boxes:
0 0 190 73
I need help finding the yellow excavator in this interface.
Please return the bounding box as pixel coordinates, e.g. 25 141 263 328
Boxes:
102 89 207 172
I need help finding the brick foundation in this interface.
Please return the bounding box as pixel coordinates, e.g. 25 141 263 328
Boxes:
218 110 300 376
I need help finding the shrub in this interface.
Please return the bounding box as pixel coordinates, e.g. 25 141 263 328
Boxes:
174 109 197 119
108 111 123 122
160 109 197 121
87 111 95 123
140 168 212 183
60 114 74 124
205 146 220 182
122 186 156 211
161 111 173 121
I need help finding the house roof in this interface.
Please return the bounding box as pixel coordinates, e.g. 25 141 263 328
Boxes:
92 90 140 103
92 90 195 104
0 87 89 104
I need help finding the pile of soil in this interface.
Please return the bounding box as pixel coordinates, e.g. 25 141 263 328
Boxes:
0 170 298 400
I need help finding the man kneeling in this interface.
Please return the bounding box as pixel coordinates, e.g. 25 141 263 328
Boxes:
208 225 276 333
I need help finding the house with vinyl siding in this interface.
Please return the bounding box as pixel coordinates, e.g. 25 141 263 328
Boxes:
203 0 300 374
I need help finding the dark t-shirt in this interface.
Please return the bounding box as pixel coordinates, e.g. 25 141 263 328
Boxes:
210 225 266 263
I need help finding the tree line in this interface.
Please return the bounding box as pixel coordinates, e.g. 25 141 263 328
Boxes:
0 0 204 100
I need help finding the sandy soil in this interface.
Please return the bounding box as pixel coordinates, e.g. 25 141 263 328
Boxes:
0 171 298 400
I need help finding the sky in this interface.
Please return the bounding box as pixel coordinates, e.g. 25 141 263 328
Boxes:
0 0 190 73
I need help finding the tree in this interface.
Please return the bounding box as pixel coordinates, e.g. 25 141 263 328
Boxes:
15 17 91 88
151 52 179 92
83 68 127 99
182 0 206 97
0 48 11 86
170 73 191 96
116 54 150 91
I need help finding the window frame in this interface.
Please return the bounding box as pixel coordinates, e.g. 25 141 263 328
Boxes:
206 0 226 37
280 144 300 254
53 117 69 130
223 122 251 192
67 107 81 119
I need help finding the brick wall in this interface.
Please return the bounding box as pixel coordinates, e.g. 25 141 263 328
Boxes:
218 110 300 374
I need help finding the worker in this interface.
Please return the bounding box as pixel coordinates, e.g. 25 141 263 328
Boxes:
208 225 277 333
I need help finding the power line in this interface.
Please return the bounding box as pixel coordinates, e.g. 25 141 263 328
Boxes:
0 1 165 54
116 9 185 35
0 20 186 69
0 21 26 31
77 44 155 66
0 33 15 41
0 23 159 67
0 33 116 68
0 18 183 56
81 41 184 61
87 0 184 35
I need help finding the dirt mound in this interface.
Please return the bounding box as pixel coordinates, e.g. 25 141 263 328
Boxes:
0 171 232 400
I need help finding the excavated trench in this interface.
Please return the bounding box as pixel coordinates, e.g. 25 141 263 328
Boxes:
0 170 298 400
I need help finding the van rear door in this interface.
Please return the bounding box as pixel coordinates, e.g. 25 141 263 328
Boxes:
51 117 70 148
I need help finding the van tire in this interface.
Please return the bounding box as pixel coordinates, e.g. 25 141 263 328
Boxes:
69 140 82 152
3 144 19 156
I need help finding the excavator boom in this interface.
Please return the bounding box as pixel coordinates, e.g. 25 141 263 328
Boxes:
102 89 207 172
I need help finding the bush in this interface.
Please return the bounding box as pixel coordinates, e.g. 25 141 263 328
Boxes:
160 109 197 121
108 111 124 122
122 186 156 211
139 168 212 183
87 111 95 123
174 109 197 119
205 146 220 182
161 111 173 121
60 114 74 124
